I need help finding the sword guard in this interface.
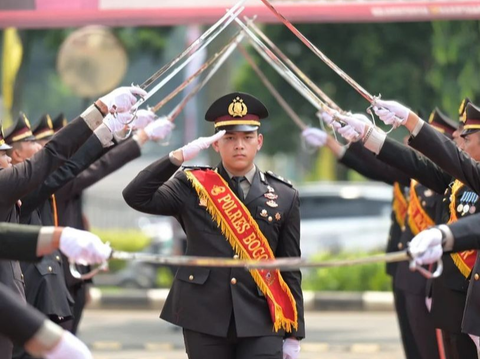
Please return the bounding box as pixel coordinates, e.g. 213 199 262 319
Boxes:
69 261 109 281
409 258 443 279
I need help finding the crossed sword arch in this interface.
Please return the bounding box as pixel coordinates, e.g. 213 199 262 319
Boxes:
71 0 441 281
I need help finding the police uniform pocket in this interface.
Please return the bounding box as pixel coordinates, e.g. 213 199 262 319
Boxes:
35 261 58 276
176 267 210 285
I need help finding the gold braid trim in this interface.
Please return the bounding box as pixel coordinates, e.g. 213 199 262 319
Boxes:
393 183 408 228
185 170 298 332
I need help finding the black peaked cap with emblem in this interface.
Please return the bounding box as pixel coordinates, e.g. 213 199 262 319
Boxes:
459 97 472 125
461 102 480 137
52 113 68 133
428 108 457 139
4 112 36 144
32 114 55 141
205 92 269 132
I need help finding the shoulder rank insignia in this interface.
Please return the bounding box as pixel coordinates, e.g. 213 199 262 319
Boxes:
265 170 293 187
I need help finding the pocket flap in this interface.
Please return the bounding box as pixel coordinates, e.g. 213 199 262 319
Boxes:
176 267 210 285
35 261 58 275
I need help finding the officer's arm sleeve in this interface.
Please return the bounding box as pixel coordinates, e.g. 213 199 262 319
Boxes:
0 223 40 261
0 282 62 352
57 137 141 200
447 213 480 252
410 123 480 195
340 142 410 186
123 155 189 215
0 112 99 209
275 190 305 339
20 135 105 216
377 137 451 194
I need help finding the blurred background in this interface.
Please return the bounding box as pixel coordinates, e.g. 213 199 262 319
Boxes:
1 1 480 357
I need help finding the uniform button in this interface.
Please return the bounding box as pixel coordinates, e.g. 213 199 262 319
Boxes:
230 278 237 285
48 266 53 272
233 255 239 259
422 201 426 207
401 226 406 231
398 243 403 250
55 255 61 261
268 216 273 222
21 274 24 280
188 275 194 281
475 273 480 281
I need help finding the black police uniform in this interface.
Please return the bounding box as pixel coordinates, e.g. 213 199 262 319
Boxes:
123 93 305 359
0 223 48 261
339 142 422 359
374 127 478 358
0 107 103 358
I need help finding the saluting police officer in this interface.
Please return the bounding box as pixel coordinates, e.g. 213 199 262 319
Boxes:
123 92 305 359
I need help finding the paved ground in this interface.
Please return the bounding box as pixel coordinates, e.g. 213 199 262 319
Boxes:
79 309 404 359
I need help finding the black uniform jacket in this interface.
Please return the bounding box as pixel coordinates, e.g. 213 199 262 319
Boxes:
408 123 480 336
376 137 478 332
0 224 43 262
123 156 305 339
0 283 46 347
0 115 96 356
55 137 141 289
340 142 410 276
14 135 105 319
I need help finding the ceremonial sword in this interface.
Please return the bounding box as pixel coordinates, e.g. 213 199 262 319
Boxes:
132 1 245 110
149 30 245 114
245 18 342 114
70 250 442 281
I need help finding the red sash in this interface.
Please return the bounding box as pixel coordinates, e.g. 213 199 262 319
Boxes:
393 182 408 228
407 181 435 236
185 169 298 332
448 180 477 278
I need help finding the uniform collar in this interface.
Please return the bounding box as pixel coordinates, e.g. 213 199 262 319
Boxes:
223 164 256 184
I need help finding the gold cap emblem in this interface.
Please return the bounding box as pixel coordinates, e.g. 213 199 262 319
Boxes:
228 97 248 118
24 115 31 129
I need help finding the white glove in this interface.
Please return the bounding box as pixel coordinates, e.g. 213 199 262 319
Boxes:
283 338 301 359
180 130 226 162
44 331 93 359
302 128 327 148
103 112 134 133
99 86 147 114
408 228 443 265
132 109 157 130
413 245 443 266
338 125 361 142
317 111 341 130
373 99 410 127
144 116 175 141
59 227 112 265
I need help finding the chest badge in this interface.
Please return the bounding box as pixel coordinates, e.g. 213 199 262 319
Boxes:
275 213 281 221
266 200 279 208
264 193 278 200
267 185 275 193
260 209 268 218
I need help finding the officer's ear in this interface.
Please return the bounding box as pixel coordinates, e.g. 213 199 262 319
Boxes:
257 133 263 151
212 139 220 153
7 142 24 163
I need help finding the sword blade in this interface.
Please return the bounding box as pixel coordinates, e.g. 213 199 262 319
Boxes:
140 0 246 90
258 0 374 103
168 26 244 122
246 18 342 113
133 5 244 110
238 44 307 131
235 18 331 114
151 31 244 114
